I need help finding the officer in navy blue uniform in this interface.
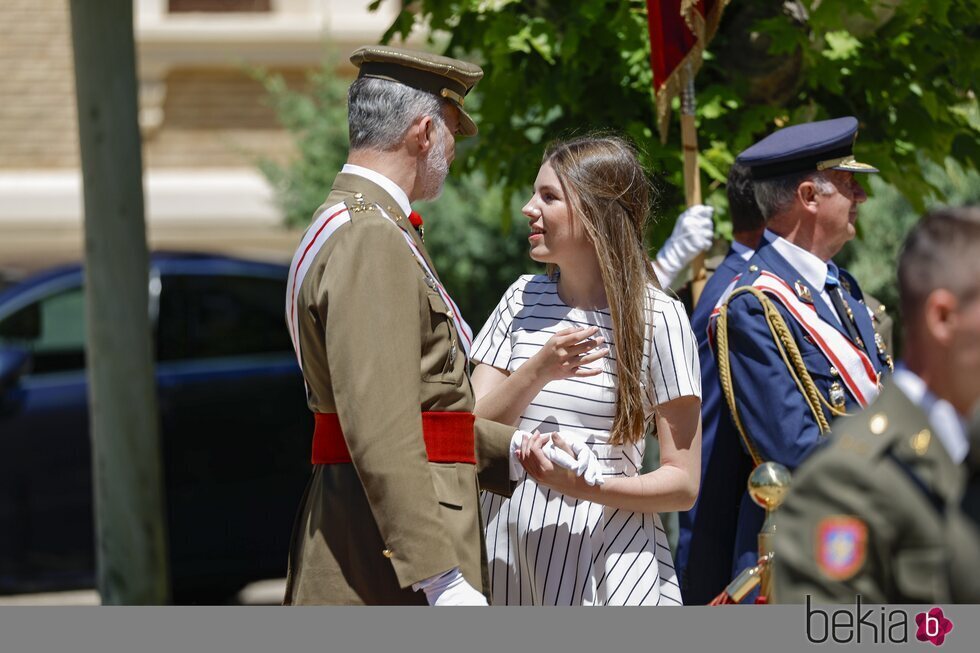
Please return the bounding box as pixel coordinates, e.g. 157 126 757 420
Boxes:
676 163 765 603
694 117 893 601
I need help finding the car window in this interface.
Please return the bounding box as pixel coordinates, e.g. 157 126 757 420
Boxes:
157 274 290 361
0 285 86 373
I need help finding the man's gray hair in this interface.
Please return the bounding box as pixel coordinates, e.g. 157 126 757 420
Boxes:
753 171 836 221
348 77 446 151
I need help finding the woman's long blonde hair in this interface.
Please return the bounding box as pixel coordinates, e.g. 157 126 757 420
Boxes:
544 135 660 446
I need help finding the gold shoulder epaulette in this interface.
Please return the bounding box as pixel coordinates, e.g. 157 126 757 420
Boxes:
345 192 379 216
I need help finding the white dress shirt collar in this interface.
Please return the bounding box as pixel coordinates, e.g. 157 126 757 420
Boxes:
764 229 829 292
892 366 970 465
341 164 412 217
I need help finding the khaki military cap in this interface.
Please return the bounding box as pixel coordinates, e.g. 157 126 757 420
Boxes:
350 45 483 137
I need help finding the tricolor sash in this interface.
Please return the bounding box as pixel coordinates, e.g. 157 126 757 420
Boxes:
711 271 880 408
284 201 473 369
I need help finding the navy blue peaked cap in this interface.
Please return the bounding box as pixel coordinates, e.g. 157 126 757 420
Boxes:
736 116 878 180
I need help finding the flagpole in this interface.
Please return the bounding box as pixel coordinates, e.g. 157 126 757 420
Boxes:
680 67 707 305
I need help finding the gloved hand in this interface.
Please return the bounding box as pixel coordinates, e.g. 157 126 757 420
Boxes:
654 204 714 288
509 429 532 480
543 433 605 486
413 567 488 606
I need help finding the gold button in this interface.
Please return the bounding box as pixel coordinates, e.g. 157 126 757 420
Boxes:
911 429 931 456
382 549 393 559
868 413 888 435
749 265 759 272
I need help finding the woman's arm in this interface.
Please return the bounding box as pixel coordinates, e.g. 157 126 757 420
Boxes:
520 395 702 513
472 325 607 427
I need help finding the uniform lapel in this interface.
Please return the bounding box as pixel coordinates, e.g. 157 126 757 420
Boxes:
755 241 848 337
332 173 442 280
840 277 884 372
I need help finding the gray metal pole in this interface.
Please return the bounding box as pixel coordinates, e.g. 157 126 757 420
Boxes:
68 0 170 604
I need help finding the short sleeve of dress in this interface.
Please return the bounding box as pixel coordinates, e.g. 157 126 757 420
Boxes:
470 276 524 370
648 293 702 406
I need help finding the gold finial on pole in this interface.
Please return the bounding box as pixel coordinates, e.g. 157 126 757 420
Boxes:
748 462 792 601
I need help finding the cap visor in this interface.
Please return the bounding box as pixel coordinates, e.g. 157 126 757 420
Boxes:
458 109 478 137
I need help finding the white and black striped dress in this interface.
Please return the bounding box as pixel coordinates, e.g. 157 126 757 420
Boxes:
473 274 701 606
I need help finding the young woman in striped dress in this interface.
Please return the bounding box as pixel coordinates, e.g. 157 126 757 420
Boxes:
471 135 702 606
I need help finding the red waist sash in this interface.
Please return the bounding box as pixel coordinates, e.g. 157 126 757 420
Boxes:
312 412 477 464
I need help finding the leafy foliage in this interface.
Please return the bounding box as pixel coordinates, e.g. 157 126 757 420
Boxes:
375 0 979 233
836 157 980 355
251 63 350 227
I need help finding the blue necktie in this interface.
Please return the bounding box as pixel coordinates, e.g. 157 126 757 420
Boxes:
825 263 863 347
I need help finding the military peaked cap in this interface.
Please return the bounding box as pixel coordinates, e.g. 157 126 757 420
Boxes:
736 116 879 180
350 45 483 137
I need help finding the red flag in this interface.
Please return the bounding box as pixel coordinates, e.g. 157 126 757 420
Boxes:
646 1 728 142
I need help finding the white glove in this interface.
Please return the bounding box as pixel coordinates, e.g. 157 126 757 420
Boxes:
654 204 714 287
413 567 488 606
543 434 605 487
509 430 529 481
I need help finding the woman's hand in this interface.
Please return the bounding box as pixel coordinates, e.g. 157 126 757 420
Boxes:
525 326 608 384
518 432 589 497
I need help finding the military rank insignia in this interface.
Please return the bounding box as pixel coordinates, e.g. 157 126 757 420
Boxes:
794 280 814 304
816 516 867 580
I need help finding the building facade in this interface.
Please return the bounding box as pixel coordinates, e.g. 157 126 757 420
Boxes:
0 0 401 281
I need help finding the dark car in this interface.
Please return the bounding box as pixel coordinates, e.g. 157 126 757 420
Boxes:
0 253 312 602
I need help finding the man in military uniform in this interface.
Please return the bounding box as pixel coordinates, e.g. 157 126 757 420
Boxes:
676 163 766 603
281 46 562 605
678 159 895 603
699 117 893 599
772 206 980 603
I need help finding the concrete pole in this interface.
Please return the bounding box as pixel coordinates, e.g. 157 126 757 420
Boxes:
68 0 170 604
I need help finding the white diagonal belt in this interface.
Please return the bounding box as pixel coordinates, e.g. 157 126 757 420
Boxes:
284 201 473 369
286 202 351 367
375 206 474 359
749 271 880 407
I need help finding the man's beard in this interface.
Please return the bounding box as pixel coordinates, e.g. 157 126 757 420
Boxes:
417 124 450 201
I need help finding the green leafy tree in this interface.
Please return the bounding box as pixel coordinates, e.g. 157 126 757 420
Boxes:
374 0 979 236
836 157 980 355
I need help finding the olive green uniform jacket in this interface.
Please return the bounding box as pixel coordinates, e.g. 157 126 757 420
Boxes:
282 172 515 605
771 380 979 603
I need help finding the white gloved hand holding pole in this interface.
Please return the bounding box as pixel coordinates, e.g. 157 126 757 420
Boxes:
653 204 714 288
413 567 488 606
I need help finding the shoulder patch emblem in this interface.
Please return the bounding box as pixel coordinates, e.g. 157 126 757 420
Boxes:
816 516 868 580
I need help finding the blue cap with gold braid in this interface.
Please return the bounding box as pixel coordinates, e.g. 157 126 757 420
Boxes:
737 116 879 180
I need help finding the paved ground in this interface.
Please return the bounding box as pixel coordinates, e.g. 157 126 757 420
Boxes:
0 578 287 606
